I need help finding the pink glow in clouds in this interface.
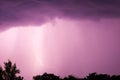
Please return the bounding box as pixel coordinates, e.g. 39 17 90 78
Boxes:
0 18 120 80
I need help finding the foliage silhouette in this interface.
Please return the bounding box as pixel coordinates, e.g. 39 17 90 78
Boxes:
0 60 23 80
33 72 120 80
33 72 62 80
86 72 111 80
63 75 80 80
1 60 120 80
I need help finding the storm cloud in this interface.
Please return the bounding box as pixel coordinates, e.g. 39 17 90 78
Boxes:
0 0 120 29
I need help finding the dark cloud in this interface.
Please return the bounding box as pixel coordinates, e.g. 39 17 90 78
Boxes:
0 0 120 29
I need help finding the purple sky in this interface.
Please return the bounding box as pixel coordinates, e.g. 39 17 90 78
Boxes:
0 0 120 80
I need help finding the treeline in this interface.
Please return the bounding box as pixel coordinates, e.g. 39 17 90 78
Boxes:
33 72 120 80
0 60 120 80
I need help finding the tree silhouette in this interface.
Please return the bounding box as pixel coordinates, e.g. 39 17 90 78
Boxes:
0 60 23 80
0 66 4 80
111 75 120 80
1 60 120 80
33 72 120 80
86 72 118 80
33 72 61 80
63 75 80 80
86 72 97 80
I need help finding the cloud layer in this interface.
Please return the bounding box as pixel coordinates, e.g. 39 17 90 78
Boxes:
0 0 120 29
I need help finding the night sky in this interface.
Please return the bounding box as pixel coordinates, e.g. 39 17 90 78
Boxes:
0 0 120 80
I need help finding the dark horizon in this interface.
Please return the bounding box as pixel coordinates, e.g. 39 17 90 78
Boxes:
0 60 120 80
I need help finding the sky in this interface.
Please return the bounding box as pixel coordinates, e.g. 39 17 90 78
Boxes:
0 0 120 80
